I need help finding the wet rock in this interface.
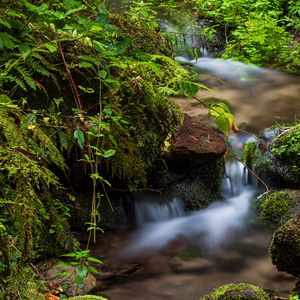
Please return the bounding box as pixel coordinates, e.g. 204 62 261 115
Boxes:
269 215 300 277
200 283 270 300
243 125 300 187
258 189 300 228
166 115 226 209
170 114 226 160
42 261 97 297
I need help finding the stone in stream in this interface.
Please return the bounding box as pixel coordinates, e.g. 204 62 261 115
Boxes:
269 214 300 277
200 283 270 300
165 114 226 210
243 125 300 188
257 189 300 228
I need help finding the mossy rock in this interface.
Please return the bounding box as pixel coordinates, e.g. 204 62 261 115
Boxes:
67 296 107 300
243 125 300 187
269 215 300 277
200 283 270 300
258 189 300 227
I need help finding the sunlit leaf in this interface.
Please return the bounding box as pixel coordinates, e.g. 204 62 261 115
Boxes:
103 149 116 158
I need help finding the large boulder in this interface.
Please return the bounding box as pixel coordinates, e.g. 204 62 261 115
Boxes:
269 215 300 277
200 283 270 300
165 115 226 209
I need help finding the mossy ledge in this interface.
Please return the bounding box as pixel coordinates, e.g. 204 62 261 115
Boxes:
200 283 270 300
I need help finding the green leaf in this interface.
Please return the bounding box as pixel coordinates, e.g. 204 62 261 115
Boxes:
103 149 116 158
0 32 15 49
62 252 77 257
87 265 100 274
45 43 57 52
76 264 88 279
19 44 31 55
98 70 108 79
109 134 117 146
75 275 85 289
180 81 199 98
57 262 72 268
87 257 103 264
79 62 93 68
74 129 85 149
65 5 87 17
78 55 97 63
59 131 68 151
0 19 11 29
216 115 231 134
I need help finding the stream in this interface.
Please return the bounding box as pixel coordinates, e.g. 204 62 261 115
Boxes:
92 151 295 299
91 2 300 299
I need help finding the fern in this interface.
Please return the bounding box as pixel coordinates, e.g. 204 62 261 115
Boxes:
32 126 68 171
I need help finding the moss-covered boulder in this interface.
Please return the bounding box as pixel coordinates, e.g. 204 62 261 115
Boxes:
243 125 300 187
258 189 300 227
269 215 300 277
200 283 270 300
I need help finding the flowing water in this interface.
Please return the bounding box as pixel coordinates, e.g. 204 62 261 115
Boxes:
92 150 295 299
173 57 300 132
91 2 299 298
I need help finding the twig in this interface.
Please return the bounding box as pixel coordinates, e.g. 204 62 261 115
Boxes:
58 43 84 115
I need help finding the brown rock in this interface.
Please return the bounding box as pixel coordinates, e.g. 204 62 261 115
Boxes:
42 261 96 297
171 114 226 157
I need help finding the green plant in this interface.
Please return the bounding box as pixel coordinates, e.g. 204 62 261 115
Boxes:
290 294 300 300
271 124 300 173
58 249 102 290
192 0 300 70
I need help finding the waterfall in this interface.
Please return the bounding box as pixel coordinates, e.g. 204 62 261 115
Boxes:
134 196 184 225
123 140 256 255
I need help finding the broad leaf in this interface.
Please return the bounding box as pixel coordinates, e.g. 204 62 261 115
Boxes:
74 129 85 148
103 149 116 158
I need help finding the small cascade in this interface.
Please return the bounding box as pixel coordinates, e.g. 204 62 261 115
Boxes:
134 196 184 225
123 145 257 255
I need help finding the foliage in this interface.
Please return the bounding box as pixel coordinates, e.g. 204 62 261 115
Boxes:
271 124 300 174
59 249 102 290
0 101 79 298
243 127 300 186
192 0 300 71
200 283 270 300
290 294 300 300
0 0 209 297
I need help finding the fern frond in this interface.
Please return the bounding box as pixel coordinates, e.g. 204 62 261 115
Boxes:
32 126 68 171
16 66 37 91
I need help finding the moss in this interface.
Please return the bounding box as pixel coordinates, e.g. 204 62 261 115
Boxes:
201 283 270 300
271 124 300 176
243 142 257 167
269 215 300 277
258 190 299 227
242 126 300 186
